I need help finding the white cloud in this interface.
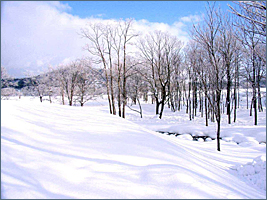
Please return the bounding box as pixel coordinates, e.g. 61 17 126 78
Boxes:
47 1 72 12
1 1 88 77
1 1 194 78
180 14 204 23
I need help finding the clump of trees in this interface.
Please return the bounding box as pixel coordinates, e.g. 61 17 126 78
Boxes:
55 59 99 106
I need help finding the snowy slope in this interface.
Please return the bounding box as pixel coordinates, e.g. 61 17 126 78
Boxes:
1 97 266 199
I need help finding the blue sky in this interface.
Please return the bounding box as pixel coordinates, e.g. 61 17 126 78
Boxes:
62 1 233 24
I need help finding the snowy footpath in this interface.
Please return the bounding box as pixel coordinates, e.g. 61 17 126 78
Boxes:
1 97 266 199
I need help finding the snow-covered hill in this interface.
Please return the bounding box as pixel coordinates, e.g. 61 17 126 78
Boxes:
1 97 266 198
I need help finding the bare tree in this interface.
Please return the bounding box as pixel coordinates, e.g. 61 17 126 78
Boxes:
232 43 242 122
192 2 225 151
81 23 114 114
218 13 237 124
120 19 138 118
110 22 123 117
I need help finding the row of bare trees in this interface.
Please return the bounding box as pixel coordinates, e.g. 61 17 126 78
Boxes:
19 59 100 106
178 2 266 151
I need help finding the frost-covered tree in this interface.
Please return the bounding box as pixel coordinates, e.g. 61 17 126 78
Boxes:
75 59 97 107
57 61 79 106
81 23 115 114
1 66 9 80
31 75 46 102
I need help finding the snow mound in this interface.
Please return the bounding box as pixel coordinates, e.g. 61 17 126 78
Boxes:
205 138 212 142
176 134 193 141
235 156 266 191
232 133 249 144
197 138 204 142
255 132 266 143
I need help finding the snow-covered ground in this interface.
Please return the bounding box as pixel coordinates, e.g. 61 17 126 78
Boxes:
1 95 266 199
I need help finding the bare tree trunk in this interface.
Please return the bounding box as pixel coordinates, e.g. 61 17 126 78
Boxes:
118 86 122 117
250 99 253 116
253 95 257 125
216 89 221 151
246 80 249 109
122 73 126 118
200 91 203 117
184 83 189 114
252 51 257 125
159 87 166 119
210 91 215 123
61 88 65 105
104 69 112 114
137 97 143 118
159 102 165 119
193 80 197 117
80 94 84 107
108 54 116 115
110 84 116 115
155 96 160 115
226 64 231 124
188 75 192 120
205 92 208 126
234 83 237 123
257 74 263 112
216 117 221 151
178 87 182 111
233 58 238 123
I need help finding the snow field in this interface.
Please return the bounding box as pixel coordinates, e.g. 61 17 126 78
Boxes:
1 96 266 199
